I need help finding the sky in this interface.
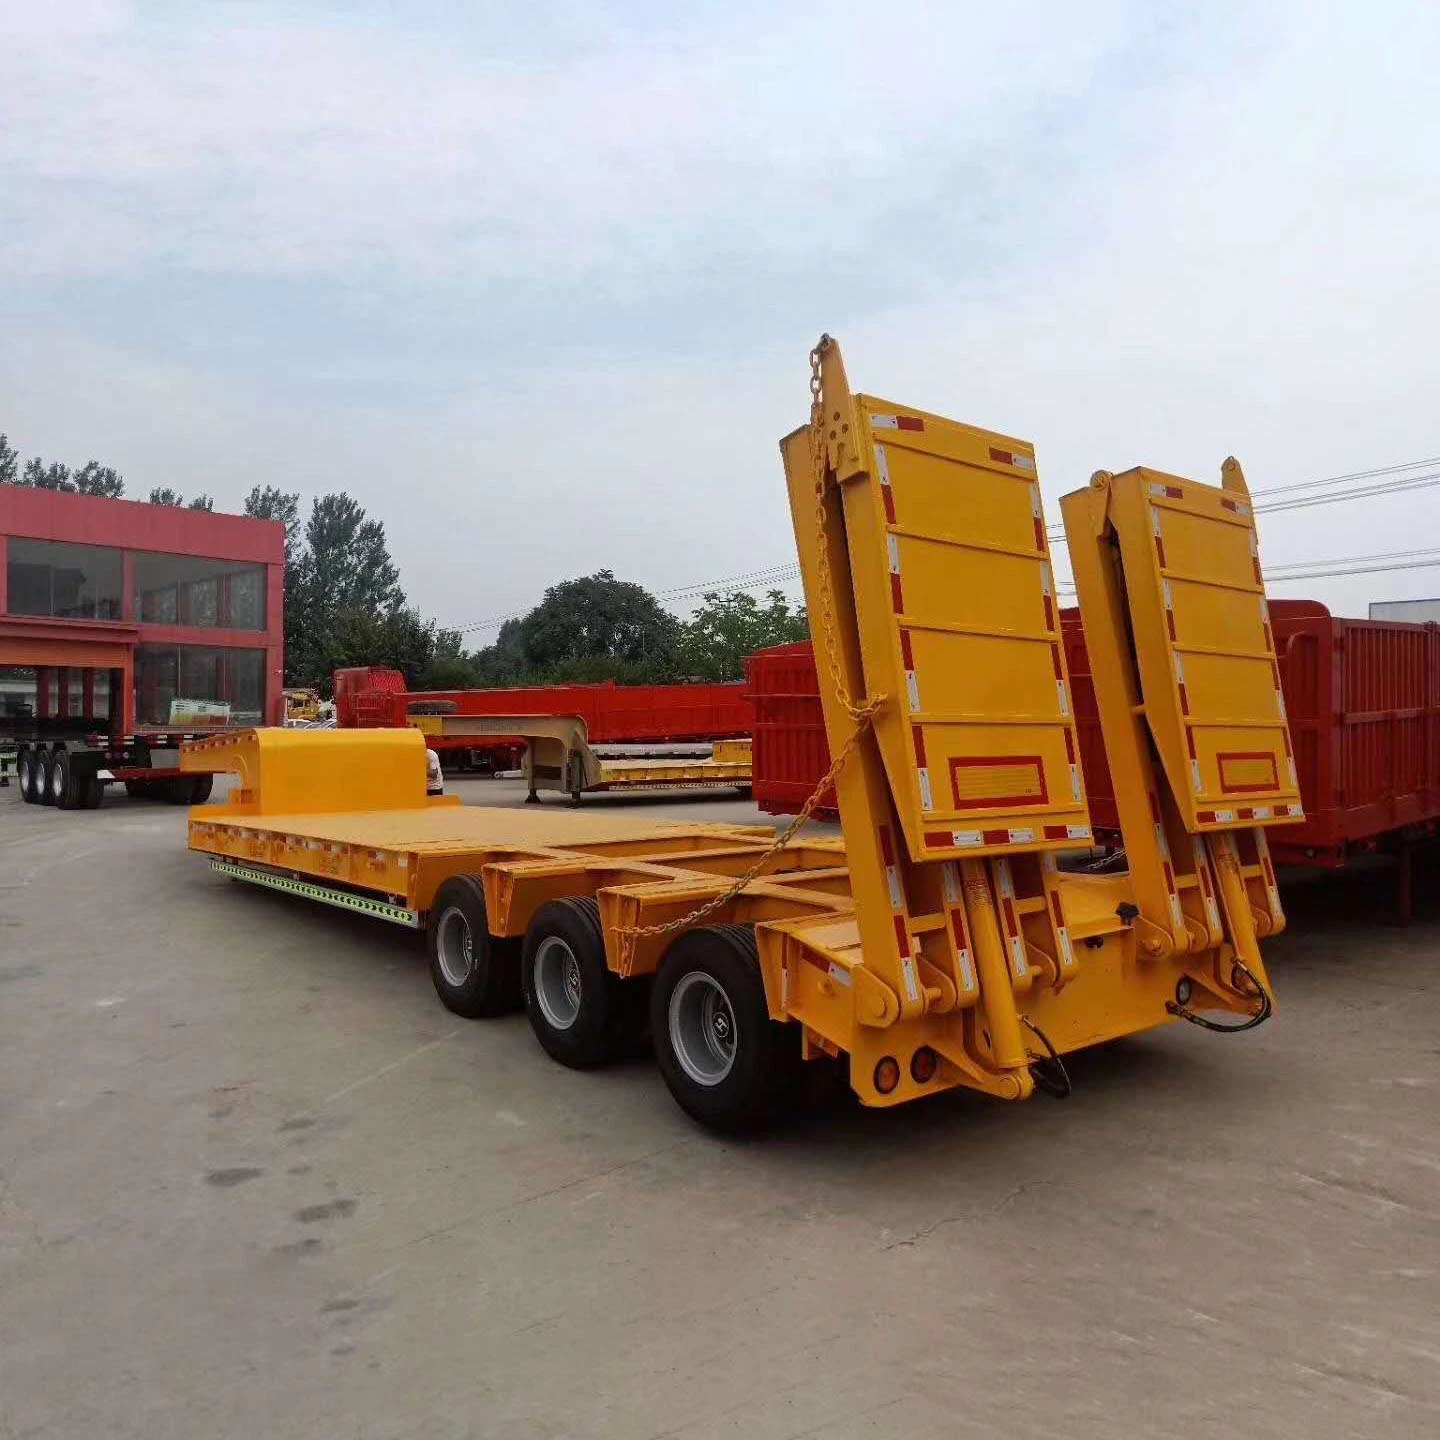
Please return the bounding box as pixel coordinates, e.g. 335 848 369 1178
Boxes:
2 0 1438 636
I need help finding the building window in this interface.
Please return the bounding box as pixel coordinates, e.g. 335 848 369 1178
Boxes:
6 539 123 620
133 553 267 631
135 645 267 728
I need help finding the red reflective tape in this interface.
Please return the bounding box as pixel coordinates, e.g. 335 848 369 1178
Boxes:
949 908 970 949
924 832 953 849
878 823 895 867
1164 484 1183 499
1155 537 1167 568
1198 810 1216 824
1166 610 1177 642
1033 517 1046 551
984 828 1010 847
988 446 1013 465
1186 727 1198 760
1178 682 1191 716
1048 891 1065 927
1064 728 1076 764
1271 661 1281 687
1148 791 1162 823
890 573 904 612
893 913 910 955
1252 557 1264 585
1043 824 1069 839
912 726 927 767
1263 856 1277 886
1050 645 1063 679
1001 897 1019 937
1162 860 1176 892
1263 622 1274 652
899 629 915 669
880 483 897 524
1043 593 1055 630
1282 729 1292 757
896 415 924 432
1220 497 1239 513
1237 807 1253 820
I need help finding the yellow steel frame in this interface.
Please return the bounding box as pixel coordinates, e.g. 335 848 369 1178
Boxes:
184 339 1298 1114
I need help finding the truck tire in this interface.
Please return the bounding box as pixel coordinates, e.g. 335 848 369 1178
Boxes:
651 925 792 1134
427 875 519 1018
189 774 214 804
123 780 149 800
79 775 105 809
36 751 57 806
19 751 39 804
160 777 194 804
51 750 80 810
522 897 646 1068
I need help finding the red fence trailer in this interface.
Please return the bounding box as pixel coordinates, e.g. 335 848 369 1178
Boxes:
334 668 753 770
749 604 1440 910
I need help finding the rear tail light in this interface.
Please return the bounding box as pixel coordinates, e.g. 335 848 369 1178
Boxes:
873 1056 901 1095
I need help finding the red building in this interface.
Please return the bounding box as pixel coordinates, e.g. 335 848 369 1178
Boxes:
0 486 285 737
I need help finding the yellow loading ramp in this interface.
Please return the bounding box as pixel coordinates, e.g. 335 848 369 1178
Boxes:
1096 463 1303 830
837 394 1092 859
409 713 751 801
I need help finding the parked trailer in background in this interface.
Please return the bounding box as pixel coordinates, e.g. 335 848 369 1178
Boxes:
334 667 754 775
754 601 1440 911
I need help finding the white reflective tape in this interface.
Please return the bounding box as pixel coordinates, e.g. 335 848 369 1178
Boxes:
1057 929 1075 968
1030 484 1042 519
1174 654 1185 683
1070 764 1083 802
905 669 921 713
1163 578 1174 611
827 963 853 989
995 860 1016 899
917 768 933 811
1287 758 1298 787
1276 689 1287 719
1066 824 1092 840
1213 808 1236 823
1191 760 1204 794
1154 822 1171 860
1041 562 1054 597
1170 894 1185 927
1149 483 1169 498
958 950 976 992
1152 509 1163 538
952 829 983 847
1252 806 1272 820
942 862 961 904
1288 803 1303 817
875 444 890 482
1249 530 1259 557
900 953 920 1004
1057 680 1069 716
871 413 899 430
1012 453 1036 472
1010 937 1028 976
885 865 903 910
1009 827 1036 844
887 533 901 574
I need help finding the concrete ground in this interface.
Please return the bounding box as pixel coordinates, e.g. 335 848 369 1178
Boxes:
1 776 1437 1440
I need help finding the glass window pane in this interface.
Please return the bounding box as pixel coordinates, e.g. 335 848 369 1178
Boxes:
132 554 267 631
6 540 123 620
135 644 266 728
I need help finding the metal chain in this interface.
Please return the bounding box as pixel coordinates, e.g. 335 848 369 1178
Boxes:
614 335 887 954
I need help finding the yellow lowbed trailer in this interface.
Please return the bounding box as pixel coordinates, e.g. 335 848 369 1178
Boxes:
182 337 1300 1132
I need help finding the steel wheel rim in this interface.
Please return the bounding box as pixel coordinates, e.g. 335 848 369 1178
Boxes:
436 908 474 988
534 935 583 1031
669 971 738 1087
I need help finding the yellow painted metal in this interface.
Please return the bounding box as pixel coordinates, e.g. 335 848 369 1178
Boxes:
185 337 1296 1117
181 727 436 815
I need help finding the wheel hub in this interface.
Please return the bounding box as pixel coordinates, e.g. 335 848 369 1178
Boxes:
669 971 738 1087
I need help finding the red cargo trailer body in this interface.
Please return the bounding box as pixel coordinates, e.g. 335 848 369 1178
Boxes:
750 604 1440 907
334 668 753 769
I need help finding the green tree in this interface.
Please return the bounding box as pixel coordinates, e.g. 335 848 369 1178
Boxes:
242 485 302 557
0 434 17 486
72 461 125 498
14 456 124 496
243 485 307 684
673 589 808 681
510 570 679 679
188 494 214 511
149 486 185 506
